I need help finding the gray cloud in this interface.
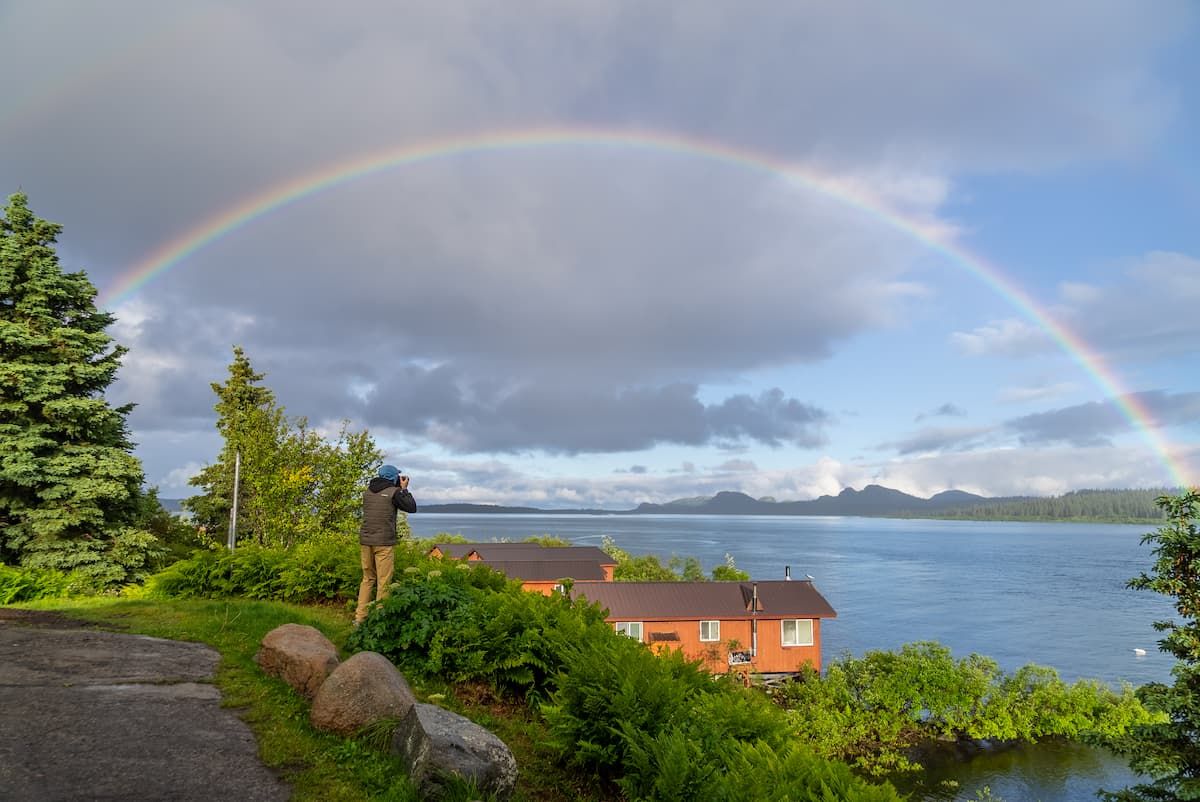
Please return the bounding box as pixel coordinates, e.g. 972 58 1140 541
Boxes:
880 391 1200 455
998 382 1078 405
879 425 997 456
915 402 967 422
357 367 830 454
5 1 1187 277
706 389 829 448
952 253 1200 362
1005 390 1200 447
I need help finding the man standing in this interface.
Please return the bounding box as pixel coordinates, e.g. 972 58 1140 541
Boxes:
355 464 416 625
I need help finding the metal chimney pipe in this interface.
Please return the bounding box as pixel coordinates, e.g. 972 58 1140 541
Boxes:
785 565 791 580
751 582 759 657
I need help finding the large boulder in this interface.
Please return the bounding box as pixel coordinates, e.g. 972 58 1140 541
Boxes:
254 624 339 699
392 702 518 801
310 651 416 737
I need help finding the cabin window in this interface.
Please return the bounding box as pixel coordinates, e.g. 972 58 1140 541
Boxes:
615 622 643 640
700 620 720 642
781 619 814 647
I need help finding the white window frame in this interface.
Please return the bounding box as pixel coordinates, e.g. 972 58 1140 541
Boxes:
781 619 814 647
699 620 720 642
615 621 643 640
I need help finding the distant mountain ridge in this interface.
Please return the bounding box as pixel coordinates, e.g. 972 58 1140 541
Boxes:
413 484 992 516
628 485 990 516
160 485 1170 521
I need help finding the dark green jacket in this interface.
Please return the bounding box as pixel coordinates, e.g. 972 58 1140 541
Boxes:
360 477 416 546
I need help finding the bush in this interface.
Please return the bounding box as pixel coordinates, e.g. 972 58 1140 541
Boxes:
435 587 611 700
147 546 289 600
773 641 1160 776
0 563 76 602
616 683 796 800
539 628 901 801
713 740 904 802
541 632 722 779
19 528 167 592
279 536 360 602
346 565 483 674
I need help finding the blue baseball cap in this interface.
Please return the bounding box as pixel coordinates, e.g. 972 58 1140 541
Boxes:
378 465 400 482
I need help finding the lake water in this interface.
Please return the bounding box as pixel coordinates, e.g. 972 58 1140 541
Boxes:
411 513 1175 801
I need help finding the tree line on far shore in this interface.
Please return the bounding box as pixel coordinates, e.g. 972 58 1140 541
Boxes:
928 488 1172 523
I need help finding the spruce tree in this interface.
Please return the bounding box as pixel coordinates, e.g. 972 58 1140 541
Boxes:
183 345 277 544
1101 490 1200 801
0 192 151 577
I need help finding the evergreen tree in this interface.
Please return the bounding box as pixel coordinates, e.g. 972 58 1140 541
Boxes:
184 345 277 544
0 192 155 582
1100 490 1200 801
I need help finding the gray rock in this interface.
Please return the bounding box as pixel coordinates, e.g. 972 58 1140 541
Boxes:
392 702 518 801
310 651 416 737
254 623 339 699
0 623 289 802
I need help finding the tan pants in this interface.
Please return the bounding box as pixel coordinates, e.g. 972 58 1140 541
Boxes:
355 545 395 624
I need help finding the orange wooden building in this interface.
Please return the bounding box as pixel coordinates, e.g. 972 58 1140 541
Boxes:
428 543 617 594
570 579 836 677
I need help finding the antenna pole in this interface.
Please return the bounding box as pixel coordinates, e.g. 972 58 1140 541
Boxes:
227 449 241 551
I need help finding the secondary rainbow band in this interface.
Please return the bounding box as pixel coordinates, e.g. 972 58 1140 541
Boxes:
97 125 1193 488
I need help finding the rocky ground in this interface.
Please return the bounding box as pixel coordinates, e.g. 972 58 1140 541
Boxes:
0 609 290 802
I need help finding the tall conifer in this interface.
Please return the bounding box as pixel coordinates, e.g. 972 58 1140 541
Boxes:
183 345 276 543
0 192 146 568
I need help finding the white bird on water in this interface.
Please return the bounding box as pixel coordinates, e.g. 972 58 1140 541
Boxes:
1133 648 1147 656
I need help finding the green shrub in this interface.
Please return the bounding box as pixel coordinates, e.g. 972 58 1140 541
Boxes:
434 587 611 700
713 740 904 802
619 734 905 801
225 547 290 599
615 684 796 801
346 564 485 674
0 563 76 602
147 549 228 598
541 632 718 779
147 546 289 600
279 536 359 602
773 641 1160 776
19 528 167 592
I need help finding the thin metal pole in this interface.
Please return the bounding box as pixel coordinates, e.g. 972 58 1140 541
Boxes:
228 449 240 551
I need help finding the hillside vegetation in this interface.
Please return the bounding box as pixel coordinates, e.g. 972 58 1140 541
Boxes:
925 488 1171 523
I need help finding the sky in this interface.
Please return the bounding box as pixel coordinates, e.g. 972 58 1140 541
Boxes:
2 1 1198 509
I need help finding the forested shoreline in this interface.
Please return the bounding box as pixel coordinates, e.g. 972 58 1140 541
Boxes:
926 488 1171 523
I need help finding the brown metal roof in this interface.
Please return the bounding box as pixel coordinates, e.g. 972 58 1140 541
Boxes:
477 559 609 582
570 580 837 620
430 543 615 565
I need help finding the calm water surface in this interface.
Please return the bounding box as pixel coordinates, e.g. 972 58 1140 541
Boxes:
412 513 1174 800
